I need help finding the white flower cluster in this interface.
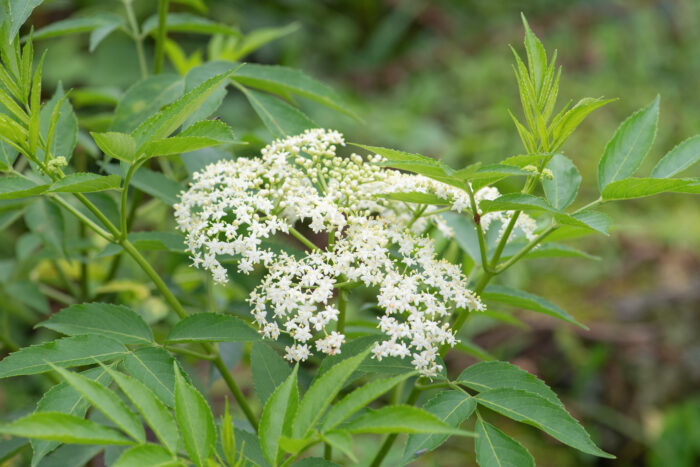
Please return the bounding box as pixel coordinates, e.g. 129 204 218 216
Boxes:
249 219 484 376
176 128 532 376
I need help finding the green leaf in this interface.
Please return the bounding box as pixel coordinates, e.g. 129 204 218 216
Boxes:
457 361 562 407
31 14 123 41
543 154 581 209
123 347 176 407
111 74 184 133
91 132 138 163
562 210 611 235
651 134 700 178
403 390 477 461
251 341 292 406
600 177 700 200
0 412 131 445
355 144 448 178
142 120 237 157
321 431 356 462
89 17 124 52
598 96 660 189
32 366 113 465
521 14 547 96
475 388 614 458
292 348 371 438
551 98 615 149
4 0 44 40
475 417 534 467
481 285 586 329
182 62 232 128
132 66 238 146
174 363 216 467
142 13 240 37
0 175 48 199
321 373 414 432
49 173 121 193
0 335 126 378
238 85 317 138
231 64 357 119
165 313 260 344
50 365 145 443
336 405 476 436
0 438 27 463
105 368 179 454
38 85 78 163
112 444 180 467
227 23 299 61
37 303 153 345
260 365 299 464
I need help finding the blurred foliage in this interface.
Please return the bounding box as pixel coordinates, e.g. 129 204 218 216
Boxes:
0 0 698 466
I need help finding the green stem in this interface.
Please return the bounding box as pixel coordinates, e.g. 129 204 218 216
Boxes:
38 283 76 305
153 0 169 74
212 354 258 430
288 226 320 252
495 224 556 273
51 260 80 299
324 443 332 461
49 196 114 241
122 0 148 79
464 183 492 272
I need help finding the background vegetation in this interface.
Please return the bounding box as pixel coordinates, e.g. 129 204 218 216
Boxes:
1 0 699 466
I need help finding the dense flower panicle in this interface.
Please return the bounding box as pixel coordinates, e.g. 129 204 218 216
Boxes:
176 129 510 376
249 219 484 377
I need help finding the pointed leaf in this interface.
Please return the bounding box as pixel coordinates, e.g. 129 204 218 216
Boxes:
49 173 121 193
104 368 179 454
259 365 299 464
50 365 145 443
651 134 700 178
601 177 700 200
552 98 615 149
231 64 357 119
337 405 476 436
0 175 48 199
91 132 138 163
174 364 216 467
475 389 613 458
598 96 660 189
0 412 131 445
481 285 586 329
292 348 371 438
166 313 260 344
457 361 562 407
239 86 317 138
321 372 414 432
475 417 534 467
32 366 113 465
0 335 126 378
132 66 237 146
37 303 153 345
403 390 477 461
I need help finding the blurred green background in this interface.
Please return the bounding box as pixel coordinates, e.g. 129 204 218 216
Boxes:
2 0 700 466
